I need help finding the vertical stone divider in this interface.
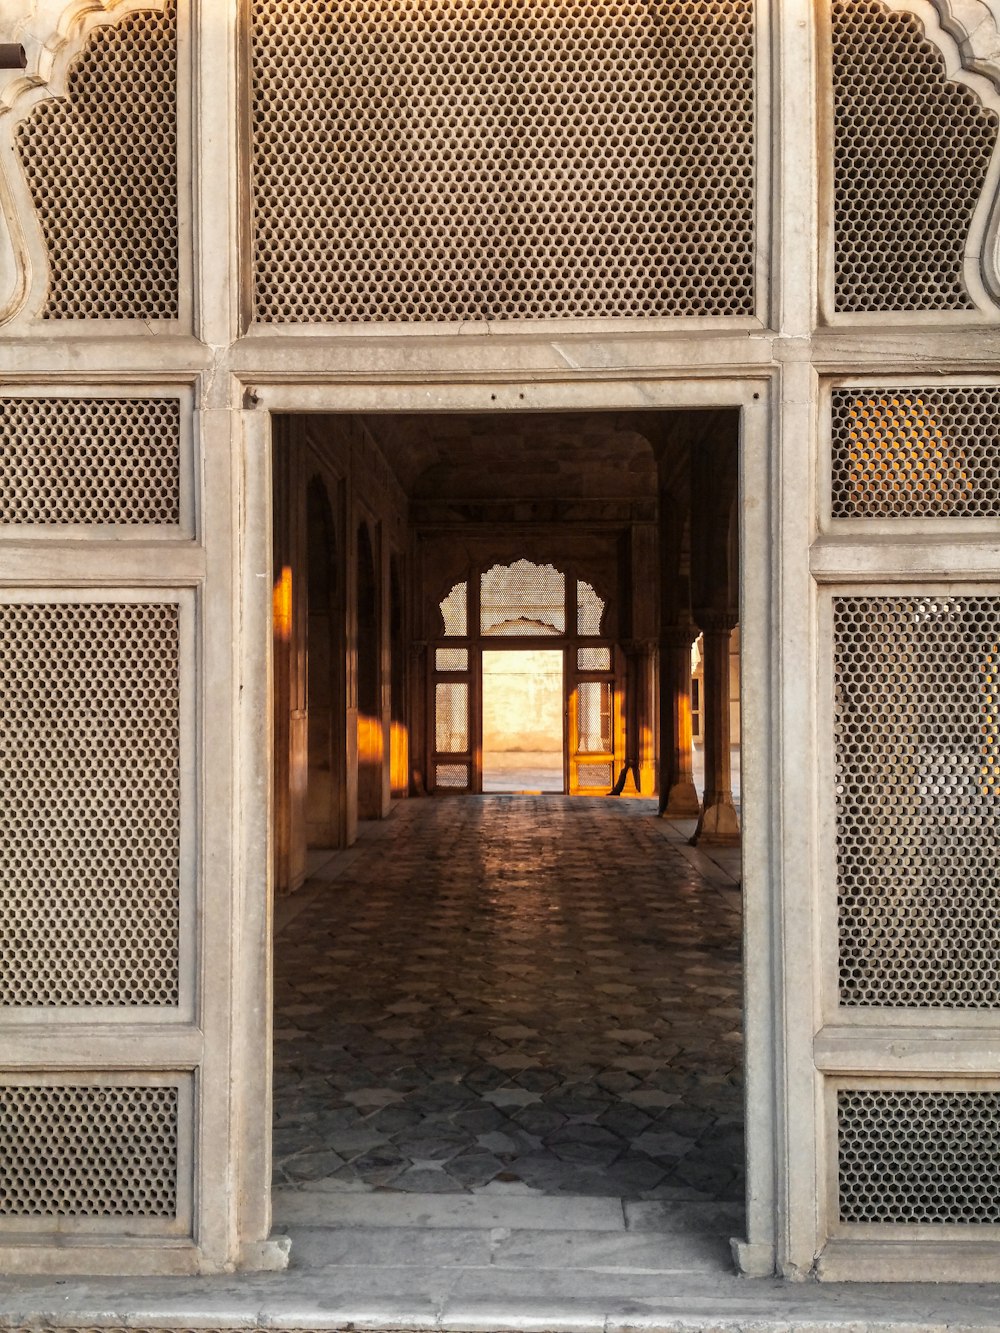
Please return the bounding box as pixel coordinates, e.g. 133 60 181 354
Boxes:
232 404 290 1270
772 358 823 1279
196 402 241 1269
191 0 284 1267
735 384 783 1278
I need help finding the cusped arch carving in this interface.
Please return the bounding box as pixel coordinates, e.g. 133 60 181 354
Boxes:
844 0 1000 311
0 0 174 326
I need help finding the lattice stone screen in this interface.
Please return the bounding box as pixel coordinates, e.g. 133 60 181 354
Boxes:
833 595 1000 1008
251 0 755 322
0 1084 179 1217
831 389 1000 518
577 581 605 636
435 763 469 789
435 682 469 752
481 561 566 635
15 1 178 320
838 1089 1000 1223
440 583 468 637
0 399 181 525
0 602 182 1007
831 0 997 312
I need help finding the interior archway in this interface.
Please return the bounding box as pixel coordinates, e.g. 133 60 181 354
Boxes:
356 520 382 821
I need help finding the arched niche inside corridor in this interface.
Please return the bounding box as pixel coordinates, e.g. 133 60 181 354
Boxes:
389 554 408 797
305 476 342 848
430 558 623 796
355 519 382 820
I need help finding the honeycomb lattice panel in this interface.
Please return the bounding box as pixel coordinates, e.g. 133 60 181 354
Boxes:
481 561 566 635
0 1084 178 1216
838 1089 1000 1223
435 682 469 752
251 0 755 322
435 648 468 671
832 0 997 313
440 583 468 637
834 596 1000 1007
577 761 613 789
577 646 612 671
0 603 181 1006
435 763 469 789
15 2 178 319
577 581 606 635
832 389 1000 518
0 399 181 525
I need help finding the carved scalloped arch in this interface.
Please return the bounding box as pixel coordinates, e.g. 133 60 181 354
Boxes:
877 0 1000 309
6 0 1000 324
925 0 1000 87
0 0 170 325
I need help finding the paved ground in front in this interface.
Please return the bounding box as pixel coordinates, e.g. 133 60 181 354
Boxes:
272 796 743 1203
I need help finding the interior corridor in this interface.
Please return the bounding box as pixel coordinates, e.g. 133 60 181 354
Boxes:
272 797 743 1210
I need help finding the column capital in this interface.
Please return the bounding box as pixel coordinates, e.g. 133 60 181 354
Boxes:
694 609 738 636
660 625 698 651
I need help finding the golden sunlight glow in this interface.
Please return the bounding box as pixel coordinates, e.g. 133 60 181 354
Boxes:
273 565 293 643
357 715 384 763
390 720 409 794
846 395 971 515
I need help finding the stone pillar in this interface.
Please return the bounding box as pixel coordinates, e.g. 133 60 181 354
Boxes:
692 613 740 845
658 625 700 817
408 639 429 796
614 639 656 796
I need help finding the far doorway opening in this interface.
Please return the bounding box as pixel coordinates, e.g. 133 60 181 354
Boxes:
482 648 564 793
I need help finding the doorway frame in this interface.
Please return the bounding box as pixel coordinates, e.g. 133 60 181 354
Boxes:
479 644 568 795
238 374 782 1277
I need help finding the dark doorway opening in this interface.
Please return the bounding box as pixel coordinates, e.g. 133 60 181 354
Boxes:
270 410 744 1257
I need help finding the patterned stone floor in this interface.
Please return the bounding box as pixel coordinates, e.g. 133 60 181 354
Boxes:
272 797 743 1203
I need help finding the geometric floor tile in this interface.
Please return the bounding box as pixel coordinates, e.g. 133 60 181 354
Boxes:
273 796 743 1202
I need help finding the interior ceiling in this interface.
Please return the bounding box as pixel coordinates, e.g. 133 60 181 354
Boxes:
359 412 661 501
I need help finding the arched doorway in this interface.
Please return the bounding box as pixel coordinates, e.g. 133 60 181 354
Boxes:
389 554 408 798
431 559 622 795
305 476 342 849
356 520 382 820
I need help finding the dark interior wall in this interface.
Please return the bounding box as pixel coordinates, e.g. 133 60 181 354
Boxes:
272 415 409 883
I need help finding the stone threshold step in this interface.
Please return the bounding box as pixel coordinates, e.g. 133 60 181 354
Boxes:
271 1190 745 1236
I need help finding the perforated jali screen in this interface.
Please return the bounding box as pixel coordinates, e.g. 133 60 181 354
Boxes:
0 603 181 1007
481 561 565 635
15 1 178 320
0 399 181 525
440 583 468 637
0 1084 178 1217
435 682 469 752
832 389 1000 518
831 0 997 313
834 596 1000 1008
577 581 605 636
251 0 755 322
838 1089 1000 1223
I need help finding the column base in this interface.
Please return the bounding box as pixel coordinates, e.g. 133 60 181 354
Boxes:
691 796 740 845
659 779 701 818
